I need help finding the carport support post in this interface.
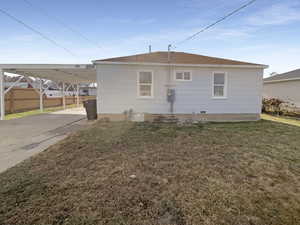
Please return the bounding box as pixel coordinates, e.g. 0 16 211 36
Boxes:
76 84 80 107
39 79 43 112
62 82 66 109
0 69 4 120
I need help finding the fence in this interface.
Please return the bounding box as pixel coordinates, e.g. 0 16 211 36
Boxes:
4 88 95 114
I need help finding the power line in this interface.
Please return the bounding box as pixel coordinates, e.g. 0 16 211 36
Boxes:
0 7 77 57
22 0 102 49
173 0 258 48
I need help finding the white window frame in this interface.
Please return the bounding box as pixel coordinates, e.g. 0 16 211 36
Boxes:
174 70 192 81
137 70 154 99
212 71 227 99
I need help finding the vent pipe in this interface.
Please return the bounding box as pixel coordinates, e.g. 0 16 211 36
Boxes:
168 44 172 62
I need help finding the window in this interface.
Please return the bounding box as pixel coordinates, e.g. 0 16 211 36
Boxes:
175 71 192 81
213 72 227 98
138 71 153 98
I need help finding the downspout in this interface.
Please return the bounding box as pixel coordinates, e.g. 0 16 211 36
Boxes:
76 83 80 108
0 69 5 120
167 44 174 114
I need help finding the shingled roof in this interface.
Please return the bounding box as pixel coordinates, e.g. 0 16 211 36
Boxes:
94 51 265 67
264 69 300 82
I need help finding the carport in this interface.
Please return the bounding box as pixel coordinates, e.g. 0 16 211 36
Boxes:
0 64 97 120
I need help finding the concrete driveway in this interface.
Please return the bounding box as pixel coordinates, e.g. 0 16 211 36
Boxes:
0 107 89 173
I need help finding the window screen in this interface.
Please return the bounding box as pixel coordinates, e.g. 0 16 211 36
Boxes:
213 72 226 97
138 71 153 97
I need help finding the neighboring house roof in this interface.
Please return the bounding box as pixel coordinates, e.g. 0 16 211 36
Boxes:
264 69 300 83
93 51 267 67
4 75 32 83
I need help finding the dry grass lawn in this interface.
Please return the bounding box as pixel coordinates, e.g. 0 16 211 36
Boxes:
0 120 300 225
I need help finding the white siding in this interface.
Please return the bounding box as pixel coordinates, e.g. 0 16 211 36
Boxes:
263 80 300 107
96 64 263 114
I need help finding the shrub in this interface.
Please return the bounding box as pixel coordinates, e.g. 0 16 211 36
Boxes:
263 98 300 118
262 98 285 114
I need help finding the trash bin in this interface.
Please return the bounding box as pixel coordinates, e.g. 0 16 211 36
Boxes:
83 99 97 120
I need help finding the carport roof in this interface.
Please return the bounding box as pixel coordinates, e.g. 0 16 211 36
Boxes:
0 64 96 83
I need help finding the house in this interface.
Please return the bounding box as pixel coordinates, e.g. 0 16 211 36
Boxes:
79 83 97 96
93 51 268 122
4 75 32 88
263 69 300 107
43 81 77 98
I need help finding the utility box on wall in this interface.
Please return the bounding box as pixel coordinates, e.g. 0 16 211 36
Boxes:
167 89 175 103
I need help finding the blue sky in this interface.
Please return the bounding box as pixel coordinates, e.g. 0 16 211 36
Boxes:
0 0 300 76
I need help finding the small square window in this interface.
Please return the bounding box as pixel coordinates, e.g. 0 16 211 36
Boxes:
175 71 191 81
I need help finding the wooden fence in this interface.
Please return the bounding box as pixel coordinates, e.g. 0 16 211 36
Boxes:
4 88 95 114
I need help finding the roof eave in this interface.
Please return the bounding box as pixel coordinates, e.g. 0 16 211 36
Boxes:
92 61 268 69
264 77 300 83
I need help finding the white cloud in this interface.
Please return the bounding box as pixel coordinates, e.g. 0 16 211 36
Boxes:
208 27 253 39
128 25 253 44
0 25 255 64
230 44 300 76
247 1 300 26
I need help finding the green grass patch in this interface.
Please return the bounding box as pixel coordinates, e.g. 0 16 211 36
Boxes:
0 120 300 225
5 104 79 120
262 113 300 127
